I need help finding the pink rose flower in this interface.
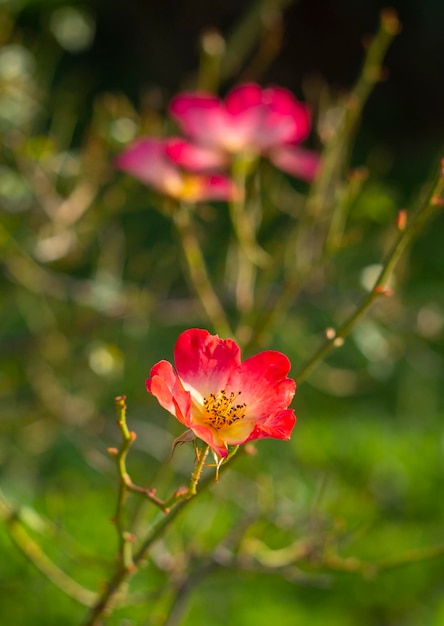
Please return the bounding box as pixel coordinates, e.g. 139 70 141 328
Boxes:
115 137 236 202
146 328 296 458
170 83 319 181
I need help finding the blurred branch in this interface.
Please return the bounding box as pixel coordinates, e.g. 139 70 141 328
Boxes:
0 491 97 608
82 411 222 625
173 202 233 336
306 8 401 219
220 0 295 83
244 10 401 350
296 157 444 383
241 526 444 577
228 158 269 320
198 31 226 93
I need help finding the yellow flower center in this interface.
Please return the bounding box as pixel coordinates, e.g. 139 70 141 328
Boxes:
179 175 204 202
202 389 246 430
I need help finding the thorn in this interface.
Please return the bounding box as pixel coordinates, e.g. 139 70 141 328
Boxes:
325 327 336 340
200 29 225 57
107 447 119 457
244 443 257 456
396 209 407 231
333 337 345 347
348 167 368 183
431 195 444 207
381 8 401 35
374 286 393 297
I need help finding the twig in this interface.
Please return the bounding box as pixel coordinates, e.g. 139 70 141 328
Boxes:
245 10 400 350
228 158 269 320
220 0 295 82
295 159 444 384
172 203 233 336
306 9 401 220
82 435 216 625
0 492 97 608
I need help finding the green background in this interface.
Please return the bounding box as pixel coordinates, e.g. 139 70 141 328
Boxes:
1 0 443 624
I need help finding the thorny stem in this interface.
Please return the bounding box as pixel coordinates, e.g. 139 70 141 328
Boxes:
162 444 210 510
82 434 214 625
173 202 233 337
110 396 165 568
112 396 135 572
295 160 444 384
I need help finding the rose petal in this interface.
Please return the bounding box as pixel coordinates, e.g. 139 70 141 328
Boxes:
225 83 263 114
170 90 261 153
115 137 183 196
245 408 296 442
269 146 320 181
146 360 191 426
226 350 296 419
145 329 297 458
174 329 241 399
258 87 311 149
165 137 228 172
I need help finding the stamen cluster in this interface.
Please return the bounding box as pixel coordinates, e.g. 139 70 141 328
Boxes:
202 390 246 429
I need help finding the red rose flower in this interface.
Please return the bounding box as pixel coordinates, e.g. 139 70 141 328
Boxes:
146 328 296 458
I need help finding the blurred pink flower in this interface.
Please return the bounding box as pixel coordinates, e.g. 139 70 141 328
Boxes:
170 83 319 180
115 137 236 202
269 146 320 182
146 328 296 458
164 137 228 172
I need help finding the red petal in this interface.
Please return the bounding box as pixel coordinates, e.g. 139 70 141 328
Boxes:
225 83 262 114
259 88 311 149
146 360 191 426
165 137 227 172
170 90 261 153
169 93 220 116
169 93 226 146
194 175 238 202
188 422 229 458
245 409 296 442
174 329 241 398
226 350 296 419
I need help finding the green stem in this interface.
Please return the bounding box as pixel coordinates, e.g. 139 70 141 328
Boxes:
228 161 262 319
323 542 444 577
295 161 444 384
198 30 225 93
229 157 269 270
82 444 225 626
0 493 96 608
245 11 400 351
112 396 136 572
173 203 232 336
220 0 294 82
306 9 400 219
